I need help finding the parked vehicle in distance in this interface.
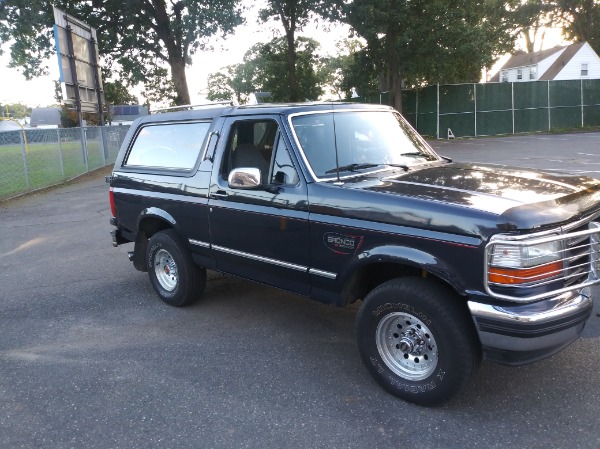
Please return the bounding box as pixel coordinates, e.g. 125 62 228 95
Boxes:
108 102 600 406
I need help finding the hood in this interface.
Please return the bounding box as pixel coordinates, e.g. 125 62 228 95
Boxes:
348 162 600 231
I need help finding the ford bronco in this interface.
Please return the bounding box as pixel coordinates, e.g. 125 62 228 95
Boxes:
108 102 600 405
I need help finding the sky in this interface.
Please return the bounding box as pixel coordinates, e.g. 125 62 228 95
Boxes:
0 1 350 107
0 2 568 108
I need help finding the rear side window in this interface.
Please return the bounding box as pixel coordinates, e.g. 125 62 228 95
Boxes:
125 121 211 170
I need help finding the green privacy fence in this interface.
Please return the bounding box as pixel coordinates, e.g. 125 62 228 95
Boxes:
357 79 600 138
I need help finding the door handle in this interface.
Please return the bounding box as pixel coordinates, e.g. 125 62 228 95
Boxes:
210 190 228 199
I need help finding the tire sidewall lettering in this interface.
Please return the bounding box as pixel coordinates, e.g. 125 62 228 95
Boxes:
147 243 162 269
372 302 431 326
369 356 441 393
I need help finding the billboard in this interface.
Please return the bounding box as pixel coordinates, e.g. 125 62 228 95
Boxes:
53 7 104 122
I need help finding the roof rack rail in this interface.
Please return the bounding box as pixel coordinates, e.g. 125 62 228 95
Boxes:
151 101 234 114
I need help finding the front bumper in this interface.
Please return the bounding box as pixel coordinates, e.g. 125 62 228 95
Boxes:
468 288 593 366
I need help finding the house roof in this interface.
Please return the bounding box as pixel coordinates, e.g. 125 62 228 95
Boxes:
489 45 568 82
109 104 149 123
539 42 586 80
30 108 61 127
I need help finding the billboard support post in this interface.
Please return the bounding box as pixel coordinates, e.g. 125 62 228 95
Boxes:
65 23 83 128
89 36 104 126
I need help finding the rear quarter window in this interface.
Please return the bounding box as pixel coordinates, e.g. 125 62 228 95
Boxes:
125 121 211 170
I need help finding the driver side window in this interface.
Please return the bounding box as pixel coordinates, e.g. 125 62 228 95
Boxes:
222 119 278 184
222 119 299 187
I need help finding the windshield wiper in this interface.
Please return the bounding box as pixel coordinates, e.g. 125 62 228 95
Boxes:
386 163 410 171
325 163 379 174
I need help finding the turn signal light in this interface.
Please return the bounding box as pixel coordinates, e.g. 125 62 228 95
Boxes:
488 261 563 285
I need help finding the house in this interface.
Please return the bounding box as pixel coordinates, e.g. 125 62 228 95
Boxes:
489 42 600 83
30 107 62 128
109 104 149 125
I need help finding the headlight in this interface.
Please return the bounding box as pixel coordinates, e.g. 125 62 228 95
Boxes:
490 241 560 268
488 239 563 285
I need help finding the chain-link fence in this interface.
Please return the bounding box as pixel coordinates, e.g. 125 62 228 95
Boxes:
0 125 130 200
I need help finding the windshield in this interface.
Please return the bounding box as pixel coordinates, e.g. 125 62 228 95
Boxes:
291 110 439 179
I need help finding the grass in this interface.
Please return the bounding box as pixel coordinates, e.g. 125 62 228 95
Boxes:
0 140 110 200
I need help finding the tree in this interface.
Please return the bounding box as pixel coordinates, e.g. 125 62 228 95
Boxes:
206 37 329 103
509 0 557 53
344 0 516 110
0 103 32 119
259 0 342 102
325 40 379 101
0 0 244 105
206 61 257 104
103 79 139 106
206 72 235 102
259 36 326 101
554 0 600 53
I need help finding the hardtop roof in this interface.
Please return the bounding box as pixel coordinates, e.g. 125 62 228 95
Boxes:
135 102 394 126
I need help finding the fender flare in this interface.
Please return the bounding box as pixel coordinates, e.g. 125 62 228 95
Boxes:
131 208 179 272
137 207 178 233
340 244 468 296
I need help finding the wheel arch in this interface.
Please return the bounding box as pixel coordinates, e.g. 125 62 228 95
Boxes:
340 245 469 305
132 208 178 271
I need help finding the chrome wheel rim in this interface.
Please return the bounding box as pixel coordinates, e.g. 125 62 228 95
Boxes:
376 312 438 381
154 249 178 291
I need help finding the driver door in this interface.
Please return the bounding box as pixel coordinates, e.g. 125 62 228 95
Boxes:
207 116 311 295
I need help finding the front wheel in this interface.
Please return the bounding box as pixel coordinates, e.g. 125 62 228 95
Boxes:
356 277 480 406
146 229 206 307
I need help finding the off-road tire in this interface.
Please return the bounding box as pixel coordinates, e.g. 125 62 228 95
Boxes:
146 229 206 307
356 277 480 406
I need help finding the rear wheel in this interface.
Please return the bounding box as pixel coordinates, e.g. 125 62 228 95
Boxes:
146 229 206 307
356 277 480 406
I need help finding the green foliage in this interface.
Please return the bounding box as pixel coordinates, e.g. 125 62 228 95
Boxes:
206 72 234 102
206 61 257 104
258 0 344 101
60 105 79 128
139 67 177 108
344 0 517 109
0 0 244 105
554 0 600 53
259 37 325 101
102 72 139 106
325 40 380 100
206 37 329 103
508 0 557 52
0 103 32 119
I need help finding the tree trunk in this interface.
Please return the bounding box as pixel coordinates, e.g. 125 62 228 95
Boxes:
152 0 190 105
285 30 298 102
391 72 403 113
383 6 403 112
170 57 190 105
274 0 298 102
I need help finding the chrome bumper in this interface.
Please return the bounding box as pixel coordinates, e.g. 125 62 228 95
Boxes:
468 288 593 366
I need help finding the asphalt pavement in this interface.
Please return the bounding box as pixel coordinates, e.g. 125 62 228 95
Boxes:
1 133 599 449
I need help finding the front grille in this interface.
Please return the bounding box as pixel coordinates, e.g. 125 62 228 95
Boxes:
485 219 600 302
564 224 592 287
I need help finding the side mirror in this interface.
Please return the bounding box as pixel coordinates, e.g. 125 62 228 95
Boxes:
228 167 261 189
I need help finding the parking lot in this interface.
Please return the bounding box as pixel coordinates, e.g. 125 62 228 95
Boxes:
1 132 599 449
